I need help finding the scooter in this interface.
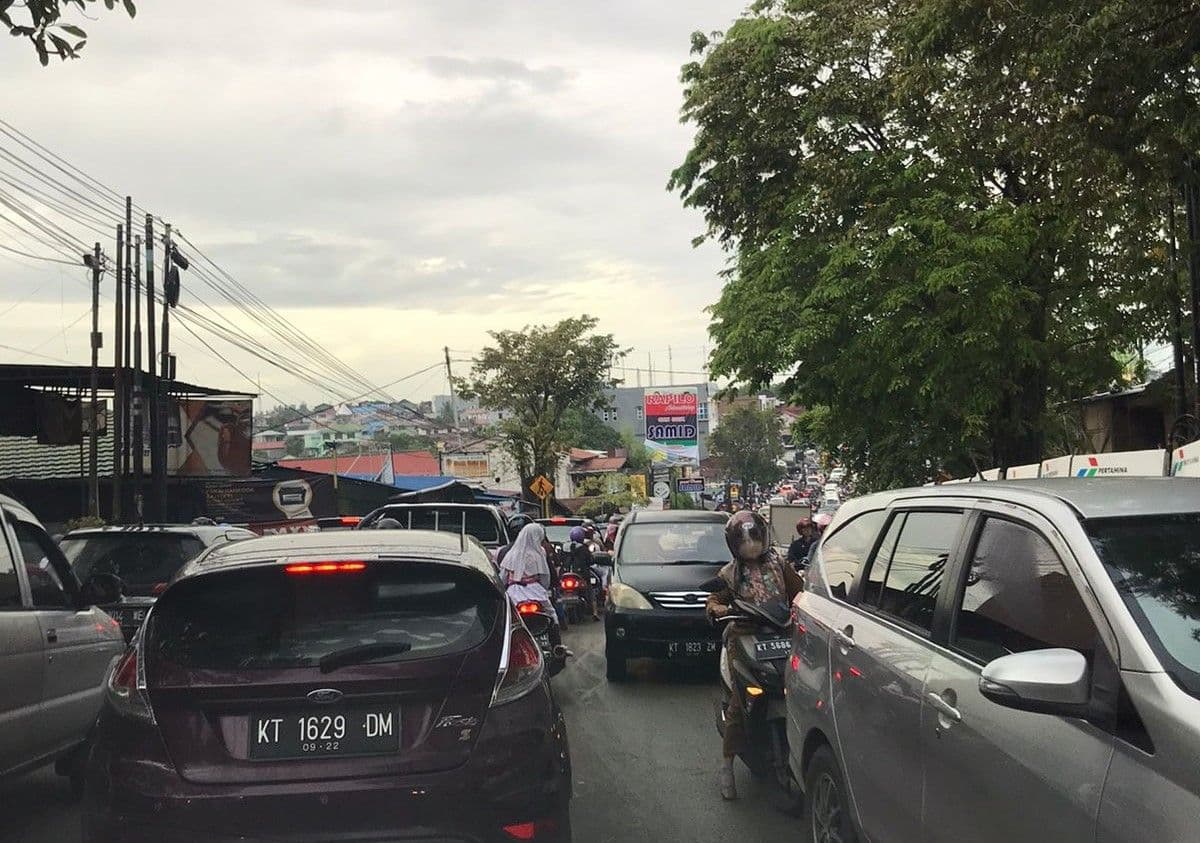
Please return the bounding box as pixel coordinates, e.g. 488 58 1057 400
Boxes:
515 600 571 677
714 597 803 814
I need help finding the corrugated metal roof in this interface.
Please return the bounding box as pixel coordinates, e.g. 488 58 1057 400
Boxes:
0 434 115 479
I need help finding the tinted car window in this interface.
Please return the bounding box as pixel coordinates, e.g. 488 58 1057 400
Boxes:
148 562 500 673
0 525 20 608
616 522 728 564
874 511 961 634
818 509 887 600
61 533 206 596
12 520 72 608
863 513 906 607
955 518 1096 664
1088 514 1200 699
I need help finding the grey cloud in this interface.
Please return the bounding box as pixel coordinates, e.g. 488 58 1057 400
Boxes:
423 56 573 93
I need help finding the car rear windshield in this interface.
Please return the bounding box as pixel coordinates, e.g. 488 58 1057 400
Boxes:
1088 514 1200 699
387 508 502 546
542 523 579 544
617 522 728 565
62 533 206 595
147 561 500 673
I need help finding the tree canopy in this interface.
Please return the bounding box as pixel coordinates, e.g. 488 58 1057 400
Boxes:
708 404 784 488
458 316 623 489
672 0 1200 490
3 0 136 65
560 408 623 452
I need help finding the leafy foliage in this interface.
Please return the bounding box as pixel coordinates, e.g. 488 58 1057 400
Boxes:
708 405 784 487
672 0 1190 489
560 408 623 452
3 0 136 66
574 473 648 517
458 316 623 490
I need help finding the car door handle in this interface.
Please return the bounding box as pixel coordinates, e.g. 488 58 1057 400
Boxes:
45 628 57 644
833 626 856 650
927 692 961 723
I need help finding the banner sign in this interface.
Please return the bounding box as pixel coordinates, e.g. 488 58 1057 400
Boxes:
1173 440 1200 477
169 396 252 477
1040 456 1072 478
644 388 699 466
1072 450 1166 478
676 477 705 494
201 475 335 524
1006 463 1040 479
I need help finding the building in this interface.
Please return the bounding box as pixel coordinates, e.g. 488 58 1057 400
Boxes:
252 429 287 462
590 383 717 459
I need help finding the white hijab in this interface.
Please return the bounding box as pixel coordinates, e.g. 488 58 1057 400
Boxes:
500 523 551 588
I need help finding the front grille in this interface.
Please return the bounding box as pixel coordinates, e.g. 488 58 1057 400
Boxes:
649 591 710 610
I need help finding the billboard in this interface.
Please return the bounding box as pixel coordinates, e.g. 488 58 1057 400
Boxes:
168 396 252 477
643 388 699 466
1072 450 1166 478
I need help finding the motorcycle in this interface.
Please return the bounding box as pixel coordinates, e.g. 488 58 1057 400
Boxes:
515 600 571 677
714 597 803 814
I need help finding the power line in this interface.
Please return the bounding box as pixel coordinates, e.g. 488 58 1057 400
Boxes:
0 241 80 265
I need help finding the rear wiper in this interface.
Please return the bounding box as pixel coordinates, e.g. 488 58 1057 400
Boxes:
318 642 413 674
667 559 724 565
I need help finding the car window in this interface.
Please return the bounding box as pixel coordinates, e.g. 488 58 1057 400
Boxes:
954 518 1097 665
391 509 501 546
616 522 728 564
818 509 887 600
873 511 961 634
863 513 906 607
0 521 21 608
12 519 73 609
61 533 206 597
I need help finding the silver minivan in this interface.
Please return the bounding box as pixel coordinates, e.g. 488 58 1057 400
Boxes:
787 478 1200 843
0 494 126 794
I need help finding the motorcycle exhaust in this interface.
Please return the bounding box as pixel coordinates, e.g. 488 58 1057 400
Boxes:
552 644 571 659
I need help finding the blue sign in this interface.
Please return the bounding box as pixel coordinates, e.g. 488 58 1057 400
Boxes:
676 477 705 494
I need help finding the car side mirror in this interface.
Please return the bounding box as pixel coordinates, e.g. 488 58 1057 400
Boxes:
522 613 552 636
80 572 124 607
979 648 1090 717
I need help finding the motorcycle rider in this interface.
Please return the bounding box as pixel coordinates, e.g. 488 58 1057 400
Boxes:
499 522 557 619
786 517 818 569
705 510 804 801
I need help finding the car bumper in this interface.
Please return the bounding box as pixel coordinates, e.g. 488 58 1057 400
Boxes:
605 608 721 659
83 694 571 843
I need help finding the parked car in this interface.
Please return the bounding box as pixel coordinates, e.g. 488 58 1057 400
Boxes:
788 478 1200 843
60 524 258 642
358 503 512 555
604 510 730 681
0 493 126 795
82 529 572 843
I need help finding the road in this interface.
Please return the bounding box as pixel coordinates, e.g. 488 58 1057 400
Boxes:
2 621 801 843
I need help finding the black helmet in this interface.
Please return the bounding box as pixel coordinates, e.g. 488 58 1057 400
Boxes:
374 517 403 530
507 513 535 533
191 516 216 526
726 510 769 562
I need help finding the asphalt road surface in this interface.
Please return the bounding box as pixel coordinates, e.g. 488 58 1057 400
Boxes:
2 621 801 843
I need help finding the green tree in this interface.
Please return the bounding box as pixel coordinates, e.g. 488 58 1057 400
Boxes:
560 408 623 452
670 2 1166 489
458 316 623 490
435 402 457 429
708 405 784 489
284 437 305 458
619 429 652 474
575 473 648 517
3 0 135 65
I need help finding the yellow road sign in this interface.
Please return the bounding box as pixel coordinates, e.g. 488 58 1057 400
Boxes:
530 475 554 499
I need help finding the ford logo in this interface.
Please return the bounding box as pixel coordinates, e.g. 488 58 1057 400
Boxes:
307 688 344 705
684 593 699 604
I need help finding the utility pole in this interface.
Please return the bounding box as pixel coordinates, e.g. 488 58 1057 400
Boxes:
132 234 143 518
87 243 102 518
145 215 164 521
122 198 133 479
444 346 458 428
648 352 654 387
160 223 173 381
112 224 124 522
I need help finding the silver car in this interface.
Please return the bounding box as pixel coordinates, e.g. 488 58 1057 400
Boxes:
787 478 1200 843
0 494 126 794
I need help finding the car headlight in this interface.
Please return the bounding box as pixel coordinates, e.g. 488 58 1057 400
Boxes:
608 582 653 611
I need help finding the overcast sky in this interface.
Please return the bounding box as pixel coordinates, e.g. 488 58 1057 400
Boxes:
0 1 746 408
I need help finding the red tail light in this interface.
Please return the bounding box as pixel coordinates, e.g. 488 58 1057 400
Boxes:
503 822 537 840
492 608 545 707
106 647 154 723
561 575 579 591
285 561 367 575
516 601 542 615
339 516 362 528
152 581 169 595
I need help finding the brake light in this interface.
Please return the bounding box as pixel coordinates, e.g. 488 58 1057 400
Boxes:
340 516 362 528
561 575 579 591
549 517 567 524
152 582 169 595
284 561 367 575
492 608 544 707
503 823 537 840
516 601 542 615
106 647 154 723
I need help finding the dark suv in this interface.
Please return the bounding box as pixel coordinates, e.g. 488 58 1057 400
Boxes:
82 529 572 843
60 525 257 641
604 510 730 681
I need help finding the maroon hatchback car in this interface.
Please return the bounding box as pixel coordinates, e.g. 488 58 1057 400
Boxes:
81 530 572 843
